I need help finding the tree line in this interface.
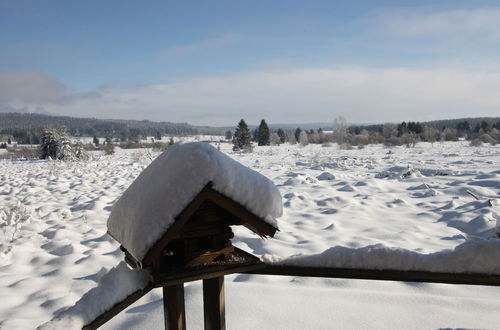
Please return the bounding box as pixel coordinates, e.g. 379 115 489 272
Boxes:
230 117 500 151
0 113 222 144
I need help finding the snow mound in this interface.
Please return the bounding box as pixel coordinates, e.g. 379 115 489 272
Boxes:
316 172 336 181
37 262 151 329
269 239 500 274
107 142 282 261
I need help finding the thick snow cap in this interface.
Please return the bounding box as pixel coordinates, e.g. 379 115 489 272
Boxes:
107 142 282 262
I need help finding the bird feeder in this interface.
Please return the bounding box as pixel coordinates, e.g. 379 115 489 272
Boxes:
101 142 282 330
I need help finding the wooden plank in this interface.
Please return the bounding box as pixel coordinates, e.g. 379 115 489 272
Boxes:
163 284 186 330
245 265 500 287
203 277 226 330
82 282 154 330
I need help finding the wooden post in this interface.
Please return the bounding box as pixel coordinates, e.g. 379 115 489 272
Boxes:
163 284 186 330
203 276 226 330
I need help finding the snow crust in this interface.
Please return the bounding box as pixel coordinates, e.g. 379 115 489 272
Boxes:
37 262 150 329
107 142 282 261
266 239 500 274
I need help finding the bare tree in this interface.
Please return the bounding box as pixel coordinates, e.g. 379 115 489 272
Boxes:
333 116 347 145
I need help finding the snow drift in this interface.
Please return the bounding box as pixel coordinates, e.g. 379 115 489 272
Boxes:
268 239 500 274
37 262 151 329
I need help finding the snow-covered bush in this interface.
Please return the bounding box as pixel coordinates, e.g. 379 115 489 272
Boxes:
479 133 497 146
470 138 483 147
73 140 88 160
103 136 115 155
0 202 31 244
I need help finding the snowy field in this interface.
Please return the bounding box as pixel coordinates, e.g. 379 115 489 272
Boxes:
1 140 499 329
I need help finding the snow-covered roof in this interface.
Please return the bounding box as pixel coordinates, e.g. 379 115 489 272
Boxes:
107 142 282 262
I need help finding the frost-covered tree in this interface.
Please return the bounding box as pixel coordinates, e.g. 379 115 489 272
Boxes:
423 126 439 145
39 128 74 160
39 128 86 161
225 130 232 140
299 131 309 146
333 116 348 146
103 136 115 155
257 119 270 146
232 119 252 151
73 140 87 159
270 132 281 146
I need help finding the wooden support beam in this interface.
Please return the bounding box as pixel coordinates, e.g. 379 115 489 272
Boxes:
163 284 186 330
203 277 225 330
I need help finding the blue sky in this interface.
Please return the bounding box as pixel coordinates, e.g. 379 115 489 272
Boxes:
1 0 500 126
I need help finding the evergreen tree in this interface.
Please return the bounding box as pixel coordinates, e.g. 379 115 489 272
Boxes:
277 129 286 143
39 128 73 160
93 135 99 146
232 119 252 151
294 128 302 142
252 128 259 142
225 130 232 140
257 119 270 146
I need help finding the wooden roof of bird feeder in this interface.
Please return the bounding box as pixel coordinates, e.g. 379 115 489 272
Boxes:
107 142 282 283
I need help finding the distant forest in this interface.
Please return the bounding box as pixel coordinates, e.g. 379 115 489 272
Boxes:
0 113 224 144
355 117 500 134
0 112 499 146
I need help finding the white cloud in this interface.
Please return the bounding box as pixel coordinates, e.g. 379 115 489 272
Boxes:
159 33 238 56
0 71 65 109
380 8 500 41
6 66 495 126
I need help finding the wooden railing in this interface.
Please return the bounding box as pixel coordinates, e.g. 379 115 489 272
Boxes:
245 264 500 286
82 262 500 330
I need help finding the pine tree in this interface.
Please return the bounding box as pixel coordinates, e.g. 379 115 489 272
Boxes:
232 119 252 151
277 129 286 143
93 135 99 146
257 119 270 146
39 128 73 160
294 128 302 142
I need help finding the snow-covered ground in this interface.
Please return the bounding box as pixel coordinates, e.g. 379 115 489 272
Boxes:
1 141 499 329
